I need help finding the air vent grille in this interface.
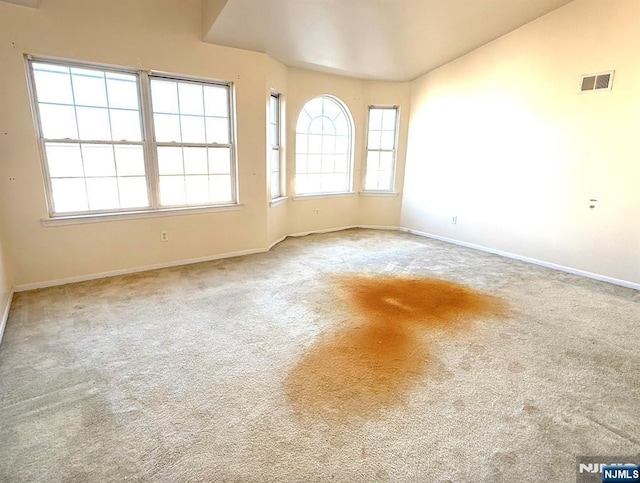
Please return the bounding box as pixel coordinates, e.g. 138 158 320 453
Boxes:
580 71 614 92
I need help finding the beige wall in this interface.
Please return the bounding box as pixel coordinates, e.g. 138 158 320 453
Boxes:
402 0 640 285
0 0 271 287
0 232 12 326
285 68 408 235
266 58 290 246
0 0 409 288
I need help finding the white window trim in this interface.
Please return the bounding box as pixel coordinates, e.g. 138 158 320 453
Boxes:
269 196 288 207
294 95 355 197
269 91 284 201
363 105 400 193
293 192 355 201
26 55 240 220
40 203 245 226
358 191 398 197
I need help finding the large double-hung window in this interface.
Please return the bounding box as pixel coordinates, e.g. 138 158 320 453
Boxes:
28 58 236 217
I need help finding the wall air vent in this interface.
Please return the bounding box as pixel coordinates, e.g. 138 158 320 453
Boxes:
580 71 614 92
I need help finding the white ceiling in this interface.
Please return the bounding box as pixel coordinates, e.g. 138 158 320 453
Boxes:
203 0 573 81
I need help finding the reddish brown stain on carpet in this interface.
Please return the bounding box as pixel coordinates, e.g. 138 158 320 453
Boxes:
285 276 506 422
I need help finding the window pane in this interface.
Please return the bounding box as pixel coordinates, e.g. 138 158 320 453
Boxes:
159 176 186 206
180 115 206 143
378 172 392 191
323 173 346 192
39 104 78 139
203 86 228 117
114 145 145 176
208 148 230 174
184 147 208 174
335 155 348 174
86 177 119 210
296 155 307 173
205 117 229 144
364 170 378 191
366 151 380 171
157 147 184 175
308 135 322 154
321 136 335 153
369 109 383 130
379 151 393 171
178 83 204 115
380 131 395 150
110 109 142 142
45 143 84 178
270 149 279 174
309 118 323 135
106 76 139 109
367 130 381 150
209 175 232 202
308 155 321 173
81 144 116 177
76 107 111 140
321 156 334 173
71 70 107 107
381 109 397 130
336 136 349 154
33 68 73 104
296 134 308 154
154 114 181 142
51 178 88 213
118 177 148 208
151 80 179 114
271 172 280 198
185 175 210 204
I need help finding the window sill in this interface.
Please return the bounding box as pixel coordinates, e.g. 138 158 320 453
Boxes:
359 191 399 198
293 192 355 201
269 196 288 207
41 203 245 227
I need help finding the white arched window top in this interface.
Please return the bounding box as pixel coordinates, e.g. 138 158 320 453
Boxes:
295 96 353 195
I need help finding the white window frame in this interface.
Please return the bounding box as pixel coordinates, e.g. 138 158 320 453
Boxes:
294 95 354 197
269 92 284 200
26 55 239 219
363 105 399 193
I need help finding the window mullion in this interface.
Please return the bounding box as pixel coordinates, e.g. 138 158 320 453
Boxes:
139 71 160 209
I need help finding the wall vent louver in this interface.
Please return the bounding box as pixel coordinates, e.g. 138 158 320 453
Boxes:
580 71 614 92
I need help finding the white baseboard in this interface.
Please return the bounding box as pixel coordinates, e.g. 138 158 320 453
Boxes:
268 225 401 250
287 225 359 238
401 227 640 291
12 224 639 293
13 247 266 292
0 289 14 347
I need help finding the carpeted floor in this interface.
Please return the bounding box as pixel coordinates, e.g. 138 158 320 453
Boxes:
0 229 638 482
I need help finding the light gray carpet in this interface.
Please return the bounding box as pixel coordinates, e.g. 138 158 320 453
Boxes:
0 229 638 482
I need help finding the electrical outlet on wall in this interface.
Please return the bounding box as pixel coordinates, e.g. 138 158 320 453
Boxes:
451 216 457 224
160 231 169 242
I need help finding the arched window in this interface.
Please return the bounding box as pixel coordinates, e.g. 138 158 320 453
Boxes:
295 96 353 195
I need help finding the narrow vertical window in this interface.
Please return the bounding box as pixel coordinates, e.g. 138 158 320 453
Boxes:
364 106 399 192
269 93 282 199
